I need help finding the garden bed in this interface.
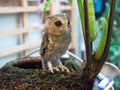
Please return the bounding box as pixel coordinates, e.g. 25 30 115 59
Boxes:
0 58 85 90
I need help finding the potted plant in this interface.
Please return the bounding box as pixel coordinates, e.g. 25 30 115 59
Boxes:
0 0 117 90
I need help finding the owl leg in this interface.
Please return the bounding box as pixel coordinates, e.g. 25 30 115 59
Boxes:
41 58 54 73
53 59 70 73
47 61 54 73
42 58 69 73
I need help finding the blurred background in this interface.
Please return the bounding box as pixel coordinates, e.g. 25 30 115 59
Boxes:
0 0 85 67
0 0 120 89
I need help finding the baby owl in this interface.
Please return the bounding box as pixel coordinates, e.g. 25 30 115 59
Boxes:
40 14 71 73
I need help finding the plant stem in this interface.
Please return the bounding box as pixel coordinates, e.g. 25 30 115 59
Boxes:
77 0 85 38
84 0 92 65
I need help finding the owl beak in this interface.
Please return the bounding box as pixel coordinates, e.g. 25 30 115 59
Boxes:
68 20 70 26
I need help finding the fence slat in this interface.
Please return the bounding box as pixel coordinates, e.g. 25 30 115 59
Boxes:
0 42 41 57
20 0 28 55
0 5 71 14
0 26 44 38
0 6 39 14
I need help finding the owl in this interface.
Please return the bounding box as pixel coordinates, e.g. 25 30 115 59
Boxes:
40 14 71 73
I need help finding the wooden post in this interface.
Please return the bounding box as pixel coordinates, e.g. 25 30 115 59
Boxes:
20 0 28 56
50 0 60 15
71 0 76 53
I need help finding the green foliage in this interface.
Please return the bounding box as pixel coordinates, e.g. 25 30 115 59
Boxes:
108 46 120 68
70 0 72 5
44 0 54 15
43 0 73 15
77 0 85 36
111 42 120 45
87 0 98 41
107 0 120 69
114 76 120 90
77 0 98 41
64 59 82 71
94 17 108 60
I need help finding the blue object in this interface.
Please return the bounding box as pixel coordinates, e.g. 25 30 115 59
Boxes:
98 78 114 90
94 0 103 13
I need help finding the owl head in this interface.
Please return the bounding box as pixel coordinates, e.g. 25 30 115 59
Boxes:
45 14 70 35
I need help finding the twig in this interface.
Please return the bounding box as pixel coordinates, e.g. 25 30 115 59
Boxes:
84 0 92 65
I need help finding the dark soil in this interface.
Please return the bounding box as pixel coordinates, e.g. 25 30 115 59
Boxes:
0 60 85 90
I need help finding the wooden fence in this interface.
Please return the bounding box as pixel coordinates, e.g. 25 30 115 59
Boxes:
0 0 76 58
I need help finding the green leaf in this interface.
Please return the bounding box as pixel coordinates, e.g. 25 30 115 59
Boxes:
94 17 108 60
43 0 54 15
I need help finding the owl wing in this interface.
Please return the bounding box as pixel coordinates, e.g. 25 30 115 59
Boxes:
40 32 49 56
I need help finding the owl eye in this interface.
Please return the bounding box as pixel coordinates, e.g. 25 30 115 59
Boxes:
68 20 70 25
55 21 62 27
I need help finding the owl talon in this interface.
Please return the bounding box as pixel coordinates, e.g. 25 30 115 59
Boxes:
47 61 54 73
53 67 60 72
48 67 54 73
59 65 70 73
53 65 70 73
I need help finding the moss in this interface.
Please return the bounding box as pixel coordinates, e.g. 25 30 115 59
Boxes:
0 59 84 90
